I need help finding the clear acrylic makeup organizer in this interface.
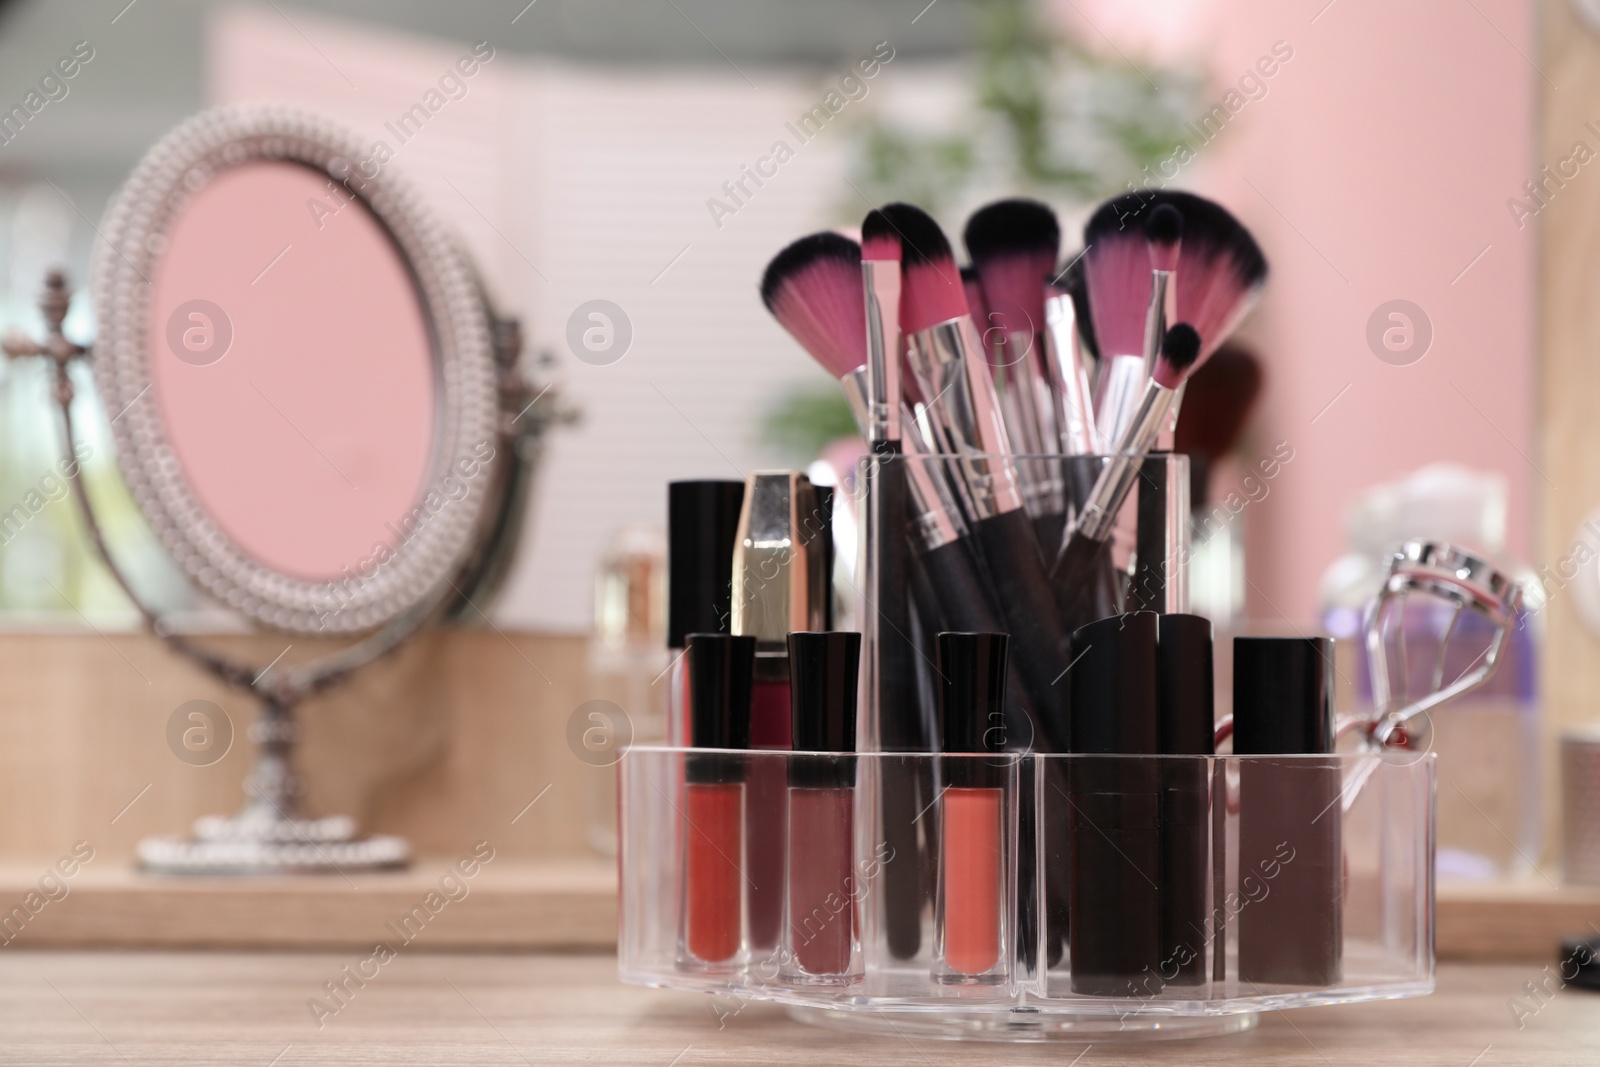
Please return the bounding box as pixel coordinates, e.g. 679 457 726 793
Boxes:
616 453 1440 1040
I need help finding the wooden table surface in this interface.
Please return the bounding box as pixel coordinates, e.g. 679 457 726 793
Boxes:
0 952 1594 1065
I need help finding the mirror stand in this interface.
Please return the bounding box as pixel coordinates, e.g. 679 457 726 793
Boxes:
139 693 409 873
4 271 441 874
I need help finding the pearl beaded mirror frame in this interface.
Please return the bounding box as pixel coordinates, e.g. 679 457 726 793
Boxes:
93 104 501 634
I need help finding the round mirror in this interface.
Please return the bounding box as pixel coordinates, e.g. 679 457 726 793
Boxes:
93 104 501 634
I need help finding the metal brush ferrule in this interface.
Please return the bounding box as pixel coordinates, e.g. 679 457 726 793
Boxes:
1094 353 1146 450
1075 382 1178 542
900 416 966 552
841 366 872 438
1044 293 1099 455
1143 269 1176 375
906 317 1023 520
862 260 901 445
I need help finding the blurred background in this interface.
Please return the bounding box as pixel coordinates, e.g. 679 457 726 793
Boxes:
0 0 1535 633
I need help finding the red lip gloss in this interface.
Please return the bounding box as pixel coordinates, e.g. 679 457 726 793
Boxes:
934 631 1012 984
679 632 754 971
783 631 862 983
732 471 829 955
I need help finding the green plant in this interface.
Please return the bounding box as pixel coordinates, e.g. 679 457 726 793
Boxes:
845 0 1198 217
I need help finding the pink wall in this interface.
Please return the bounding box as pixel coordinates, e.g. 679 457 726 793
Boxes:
1060 0 1537 623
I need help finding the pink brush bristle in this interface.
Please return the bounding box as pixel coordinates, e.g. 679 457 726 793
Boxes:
963 199 1059 354
1152 322 1202 390
760 232 868 379
1079 231 1150 359
873 203 968 334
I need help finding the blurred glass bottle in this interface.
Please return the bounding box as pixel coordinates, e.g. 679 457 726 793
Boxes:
587 524 667 856
1319 465 1540 879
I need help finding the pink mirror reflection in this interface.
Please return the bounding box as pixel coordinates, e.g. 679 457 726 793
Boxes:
147 160 436 583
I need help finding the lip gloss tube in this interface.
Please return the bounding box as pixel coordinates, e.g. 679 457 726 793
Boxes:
1234 636 1342 987
934 631 1012 985
732 472 829 955
679 632 754 972
783 631 862 983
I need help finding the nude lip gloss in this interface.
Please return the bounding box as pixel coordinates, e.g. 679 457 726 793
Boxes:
680 632 755 970
1233 636 1342 988
731 472 829 955
783 631 862 983
934 631 1011 984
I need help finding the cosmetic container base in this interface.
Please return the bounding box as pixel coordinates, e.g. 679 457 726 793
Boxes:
786 1005 1257 1043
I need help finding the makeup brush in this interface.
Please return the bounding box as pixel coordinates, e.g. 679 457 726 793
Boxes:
893 203 1073 754
759 231 868 385
1053 324 1204 630
1155 191 1268 361
1081 200 1158 448
965 198 1066 539
765 228 930 956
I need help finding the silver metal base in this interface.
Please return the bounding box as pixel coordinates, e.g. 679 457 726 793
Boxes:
138 810 409 874
788 1005 1257 1042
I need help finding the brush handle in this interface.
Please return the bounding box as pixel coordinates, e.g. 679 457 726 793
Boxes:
969 509 1072 755
1050 527 1122 637
1129 454 1188 614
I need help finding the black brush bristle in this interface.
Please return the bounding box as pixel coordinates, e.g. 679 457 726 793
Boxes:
861 207 897 246
1083 192 1162 243
1144 203 1182 246
872 202 953 268
760 231 861 311
1161 323 1202 373
1154 191 1267 287
1055 253 1099 360
963 198 1060 262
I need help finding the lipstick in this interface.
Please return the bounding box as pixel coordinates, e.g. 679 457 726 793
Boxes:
680 632 754 969
1233 636 1342 987
934 631 1012 984
784 631 862 982
731 471 829 955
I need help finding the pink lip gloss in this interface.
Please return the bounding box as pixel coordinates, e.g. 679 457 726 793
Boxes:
934 631 1012 985
783 631 862 983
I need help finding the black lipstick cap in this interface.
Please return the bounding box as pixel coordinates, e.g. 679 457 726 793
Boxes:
1068 612 1159 755
667 481 745 649
937 632 1009 787
1158 613 1215 755
788 631 860 787
686 632 754 783
1232 636 1336 755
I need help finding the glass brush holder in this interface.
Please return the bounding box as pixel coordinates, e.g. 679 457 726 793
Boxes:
617 453 1436 1040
